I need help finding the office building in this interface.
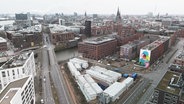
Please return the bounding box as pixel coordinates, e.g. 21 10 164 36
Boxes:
0 52 36 91
0 76 35 104
84 21 91 37
15 13 31 28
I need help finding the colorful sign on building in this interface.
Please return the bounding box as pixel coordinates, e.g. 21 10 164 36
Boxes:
139 49 151 68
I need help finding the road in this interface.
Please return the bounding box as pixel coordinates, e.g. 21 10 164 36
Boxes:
43 33 73 104
137 38 184 104
41 34 55 104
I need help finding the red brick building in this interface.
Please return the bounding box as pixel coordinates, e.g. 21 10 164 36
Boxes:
91 25 113 36
0 37 7 52
78 37 117 60
116 33 144 46
51 32 75 45
11 32 43 49
175 29 184 38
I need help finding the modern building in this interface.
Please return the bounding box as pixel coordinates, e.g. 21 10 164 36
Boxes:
139 36 170 68
15 13 31 28
0 37 7 52
84 21 91 37
152 71 184 104
78 36 117 60
0 52 36 91
120 39 150 61
0 76 35 104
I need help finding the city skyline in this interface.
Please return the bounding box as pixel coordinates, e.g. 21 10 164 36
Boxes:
0 0 184 15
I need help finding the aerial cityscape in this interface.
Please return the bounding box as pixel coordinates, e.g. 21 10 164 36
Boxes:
0 0 184 104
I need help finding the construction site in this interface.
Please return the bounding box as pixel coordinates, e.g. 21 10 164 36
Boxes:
60 57 142 104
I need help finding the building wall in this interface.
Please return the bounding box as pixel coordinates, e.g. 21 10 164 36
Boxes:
117 33 144 46
78 39 117 60
21 76 35 104
175 29 184 38
139 37 170 67
51 32 75 45
0 52 35 91
12 33 42 49
174 59 184 66
154 89 179 104
120 39 150 61
85 21 91 37
150 38 169 65
0 42 7 52
9 76 35 104
91 25 113 36
120 45 136 61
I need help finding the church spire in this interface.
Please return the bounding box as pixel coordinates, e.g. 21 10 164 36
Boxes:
116 7 122 23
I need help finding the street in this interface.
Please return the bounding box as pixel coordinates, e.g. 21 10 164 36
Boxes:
41 33 55 104
137 38 184 104
44 33 73 104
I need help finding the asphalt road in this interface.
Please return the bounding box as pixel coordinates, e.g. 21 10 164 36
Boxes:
41 34 55 104
44 33 72 104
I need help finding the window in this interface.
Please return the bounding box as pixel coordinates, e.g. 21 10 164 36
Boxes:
2 71 6 77
12 70 15 75
7 71 9 76
17 69 19 75
22 68 25 74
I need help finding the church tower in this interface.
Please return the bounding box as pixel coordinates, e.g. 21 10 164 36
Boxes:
116 7 122 24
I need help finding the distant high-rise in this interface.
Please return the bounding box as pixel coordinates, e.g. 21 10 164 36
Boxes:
15 12 31 28
85 12 87 18
116 7 122 24
85 20 91 37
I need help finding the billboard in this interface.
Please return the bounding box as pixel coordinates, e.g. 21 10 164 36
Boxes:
139 49 151 68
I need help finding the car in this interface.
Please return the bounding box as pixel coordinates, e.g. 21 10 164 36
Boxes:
41 99 44 104
43 45 46 48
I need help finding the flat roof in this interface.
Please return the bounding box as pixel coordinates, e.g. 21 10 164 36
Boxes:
84 36 115 44
142 36 169 51
1 89 18 104
156 71 181 95
0 52 31 69
0 77 29 102
0 37 7 43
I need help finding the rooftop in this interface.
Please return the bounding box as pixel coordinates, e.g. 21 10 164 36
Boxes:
142 36 169 51
156 71 182 95
84 36 115 45
0 52 31 69
0 77 29 102
18 25 42 33
0 89 19 104
120 42 136 48
0 37 7 43
120 39 149 48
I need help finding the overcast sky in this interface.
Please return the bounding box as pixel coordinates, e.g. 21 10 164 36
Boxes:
0 0 184 15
